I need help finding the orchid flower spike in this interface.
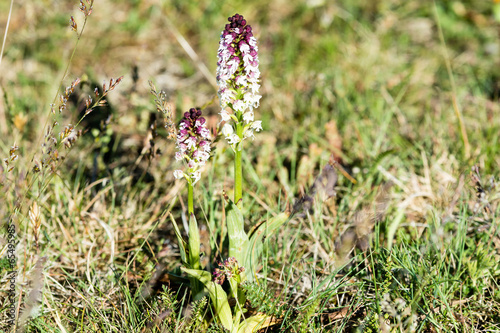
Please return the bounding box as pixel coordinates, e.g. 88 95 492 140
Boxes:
173 108 212 184
216 14 262 150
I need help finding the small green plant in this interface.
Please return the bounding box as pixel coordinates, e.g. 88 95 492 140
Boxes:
185 295 209 332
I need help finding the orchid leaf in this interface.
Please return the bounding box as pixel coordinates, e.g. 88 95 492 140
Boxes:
188 213 201 270
226 200 249 270
169 213 186 264
187 214 203 296
237 313 279 333
182 268 234 331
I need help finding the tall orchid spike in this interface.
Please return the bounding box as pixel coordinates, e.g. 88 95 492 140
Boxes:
216 14 262 150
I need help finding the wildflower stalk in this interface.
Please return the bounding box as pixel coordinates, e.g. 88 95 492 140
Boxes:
172 107 212 297
217 13 262 208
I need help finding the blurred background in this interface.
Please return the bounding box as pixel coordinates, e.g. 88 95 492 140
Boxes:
1 1 499 177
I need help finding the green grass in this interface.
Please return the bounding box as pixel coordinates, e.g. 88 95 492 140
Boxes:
1 0 500 332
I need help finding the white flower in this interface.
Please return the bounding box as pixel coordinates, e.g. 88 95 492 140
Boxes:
195 151 210 165
244 93 261 108
173 170 184 179
243 53 254 67
188 160 196 169
199 127 211 139
191 170 201 184
227 58 240 75
235 75 248 87
224 34 233 44
243 128 255 140
249 36 257 47
243 111 254 123
240 42 250 54
249 82 260 93
222 123 234 137
227 133 241 145
251 120 262 132
220 109 231 122
199 140 211 152
233 100 246 112
185 136 197 149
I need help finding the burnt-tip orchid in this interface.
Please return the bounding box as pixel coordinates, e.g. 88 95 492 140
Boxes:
173 108 211 185
216 14 262 150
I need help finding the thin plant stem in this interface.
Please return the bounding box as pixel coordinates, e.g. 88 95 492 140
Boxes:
0 0 14 68
233 307 243 330
188 182 194 215
187 183 201 296
234 121 243 207
11 9 91 218
234 284 247 328
235 150 242 206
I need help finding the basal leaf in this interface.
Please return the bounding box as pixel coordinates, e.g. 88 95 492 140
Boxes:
182 268 234 331
237 313 279 333
188 213 201 270
169 213 187 264
226 200 249 269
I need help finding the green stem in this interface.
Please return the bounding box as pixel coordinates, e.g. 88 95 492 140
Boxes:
234 149 242 206
234 122 243 208
233 307 243 330
188 181 194 216
234 285 247 328
187 181 201 296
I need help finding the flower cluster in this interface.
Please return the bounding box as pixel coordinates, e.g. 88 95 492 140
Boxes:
174 108 211 184
213 257 245 285
216 14 262 149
